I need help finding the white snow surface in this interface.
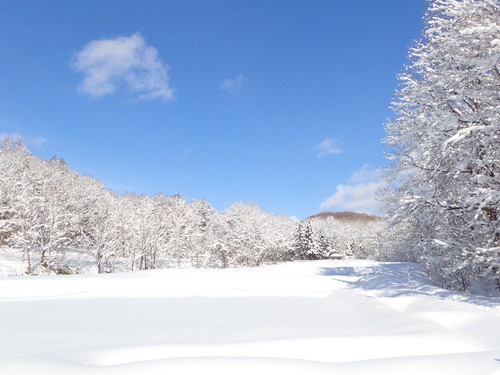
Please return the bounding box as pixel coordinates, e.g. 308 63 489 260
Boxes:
1 259 499 374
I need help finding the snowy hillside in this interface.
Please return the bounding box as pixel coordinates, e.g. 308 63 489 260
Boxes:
1 260 499 374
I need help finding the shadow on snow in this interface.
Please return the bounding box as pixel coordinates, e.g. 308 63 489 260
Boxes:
317 262 500 310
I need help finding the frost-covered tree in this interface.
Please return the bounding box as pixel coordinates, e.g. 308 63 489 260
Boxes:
0 139 24 246
259 213 297 263
294 222 322 260
149 193 185 268
303 215 384 260
0 141 79 273
220 202 262 266
123 194 166 270
76 176 119 273
159 194 192 267
0 140 40 270
307 217 342 258
32 157 80 273
186 199 219 268
384 0 500 292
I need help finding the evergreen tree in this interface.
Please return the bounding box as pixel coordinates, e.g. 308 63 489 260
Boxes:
294 222 321 260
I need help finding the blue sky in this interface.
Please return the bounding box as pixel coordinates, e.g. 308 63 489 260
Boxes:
0 0 427 219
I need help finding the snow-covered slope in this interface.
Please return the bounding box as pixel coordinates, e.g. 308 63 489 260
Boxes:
1 260 499 374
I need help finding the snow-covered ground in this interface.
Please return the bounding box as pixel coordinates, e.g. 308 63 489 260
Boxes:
1 259 499 374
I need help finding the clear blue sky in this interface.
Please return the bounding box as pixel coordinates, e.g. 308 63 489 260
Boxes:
0 0 427 219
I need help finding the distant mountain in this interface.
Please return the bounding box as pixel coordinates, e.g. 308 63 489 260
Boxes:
306 211 382 222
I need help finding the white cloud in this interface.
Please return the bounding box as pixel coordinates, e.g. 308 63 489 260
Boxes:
320 165 386 216
348 163 381 184
0 133 46 148
71 33 173 101
313 138 342 157
29 136 47 148
220 74 244 94
0 132 23 142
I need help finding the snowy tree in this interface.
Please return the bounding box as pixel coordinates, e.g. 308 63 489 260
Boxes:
307 217 342 258
186 199 219 268
303 215 384 260
159 194 192 267
123 194 166 270
76 176 120 273
220 202 256 266
149 193 185 268
0 141 81 273
31 157 80 273
218 202 270 267
259 213 297 263
0 139 25 247
293 222 322 260
384 0 500 292
0 140 41 271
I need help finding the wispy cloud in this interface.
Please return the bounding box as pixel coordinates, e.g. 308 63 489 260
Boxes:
29 136 47 148
313 138 342 157
220 74 244 94
0 132 47 149
348 163 381 184
0 132 23 142
320 165 386 216
71 33 174 102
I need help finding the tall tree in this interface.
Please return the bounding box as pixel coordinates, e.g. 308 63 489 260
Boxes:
76 176 119 273
0 140 40 271
384 0 500 292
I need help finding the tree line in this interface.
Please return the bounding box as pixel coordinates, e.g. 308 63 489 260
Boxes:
0 139 383 275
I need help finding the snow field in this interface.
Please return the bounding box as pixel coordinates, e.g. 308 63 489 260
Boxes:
0 260 499 374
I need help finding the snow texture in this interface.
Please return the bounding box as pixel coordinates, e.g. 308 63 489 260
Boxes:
1 260 499 374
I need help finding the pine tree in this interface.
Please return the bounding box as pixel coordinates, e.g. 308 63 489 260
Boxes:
294 222 321 260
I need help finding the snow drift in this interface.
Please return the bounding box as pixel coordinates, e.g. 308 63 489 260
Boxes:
1 260 499 374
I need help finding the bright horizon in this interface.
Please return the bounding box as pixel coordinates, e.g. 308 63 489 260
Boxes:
0 0 427 219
